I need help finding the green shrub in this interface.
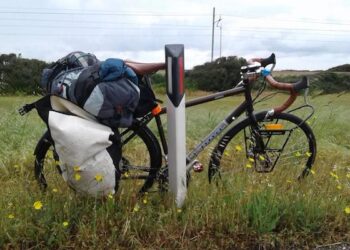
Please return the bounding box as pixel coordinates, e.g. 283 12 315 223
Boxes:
186 56 246 91
0 53 49 95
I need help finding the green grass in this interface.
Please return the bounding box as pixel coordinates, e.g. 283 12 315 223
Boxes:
0 92 349 249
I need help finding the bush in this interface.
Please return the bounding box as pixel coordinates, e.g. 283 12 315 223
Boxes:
186 56 246 91
150 73 165 85
0 53 49 95
274 72 350 94
311 72 350 94
328 64 350 72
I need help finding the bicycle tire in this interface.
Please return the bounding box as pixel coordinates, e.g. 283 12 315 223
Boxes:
119 124 162 193
34 125 162 194
208 111 316 183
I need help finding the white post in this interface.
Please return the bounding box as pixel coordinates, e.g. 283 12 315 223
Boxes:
165 44 187 207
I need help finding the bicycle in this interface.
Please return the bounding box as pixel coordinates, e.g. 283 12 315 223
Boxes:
32 53 316 194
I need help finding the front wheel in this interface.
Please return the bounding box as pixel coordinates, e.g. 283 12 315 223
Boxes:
209 111 316 183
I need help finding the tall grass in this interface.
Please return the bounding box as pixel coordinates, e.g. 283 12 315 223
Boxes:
0 93 349 248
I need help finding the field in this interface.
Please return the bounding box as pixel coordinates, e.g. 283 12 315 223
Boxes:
0 91 349 249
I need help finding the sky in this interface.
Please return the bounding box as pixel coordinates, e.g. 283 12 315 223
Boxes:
0 0 350 70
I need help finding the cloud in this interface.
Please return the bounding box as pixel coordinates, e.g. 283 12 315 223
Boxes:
0 0 349 69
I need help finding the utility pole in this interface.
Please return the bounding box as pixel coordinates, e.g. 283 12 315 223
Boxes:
219 24 222 58
211 8 223 61
211 7 215 62
216 16 223 58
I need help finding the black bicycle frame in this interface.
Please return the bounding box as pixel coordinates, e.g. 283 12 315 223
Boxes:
121 79 260 171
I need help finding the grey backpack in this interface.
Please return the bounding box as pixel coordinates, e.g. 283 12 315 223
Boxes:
41 54 140 128
40 51 99 93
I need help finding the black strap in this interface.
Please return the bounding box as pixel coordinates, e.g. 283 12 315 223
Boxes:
109 133 121 144
18 103 36 116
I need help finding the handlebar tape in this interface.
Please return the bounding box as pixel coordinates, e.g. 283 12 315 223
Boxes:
292 76 309 92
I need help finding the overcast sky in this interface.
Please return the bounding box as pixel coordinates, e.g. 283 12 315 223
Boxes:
0 0 350 70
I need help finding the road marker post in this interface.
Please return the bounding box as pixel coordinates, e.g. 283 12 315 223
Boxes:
165 44 186 207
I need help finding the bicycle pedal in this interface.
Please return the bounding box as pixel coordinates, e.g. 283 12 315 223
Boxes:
193 161 204 173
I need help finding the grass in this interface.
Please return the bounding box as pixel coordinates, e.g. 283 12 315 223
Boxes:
0 91 349 249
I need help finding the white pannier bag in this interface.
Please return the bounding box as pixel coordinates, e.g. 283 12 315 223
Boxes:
45 96 120 196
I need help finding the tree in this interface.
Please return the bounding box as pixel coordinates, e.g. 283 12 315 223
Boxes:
186 56 246 91
0 53 49 94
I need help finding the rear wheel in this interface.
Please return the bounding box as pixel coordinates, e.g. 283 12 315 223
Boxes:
34 125 162 194
119 125 162 193
209 111 316 183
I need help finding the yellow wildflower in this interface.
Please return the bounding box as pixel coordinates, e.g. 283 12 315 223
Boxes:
124 172 129 178
143 199 148 204
62 221 69 227
133 203 140 212
248 157 255 163
33 201 43 210
305 152 312 157
8 214 15 219
337 185 342 190
345 206 350 214
55 160 60 165
74 173 81 181
330 172 339 179
73 166 81 172
235 145 242 151
95 174 103 182
310 170 316 175
108 194 114 199
295 152 301 157
259 155 265 161
246 163 253 169
52 188 58 193
224 151 230 156
47 151 53 159
13 164 19 169
177 208 182 213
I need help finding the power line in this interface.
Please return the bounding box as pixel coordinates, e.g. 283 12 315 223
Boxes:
0 10 210 17
0 17 210 28
0 23 349 38
1 8 350 26
234 29 350 38
0 32 348 44
0 23 211 31
1 17 350 33
236 27 350 33
222 14 350 26
0 7 211 16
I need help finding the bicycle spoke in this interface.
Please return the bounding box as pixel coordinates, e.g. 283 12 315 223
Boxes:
210 112 315 182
